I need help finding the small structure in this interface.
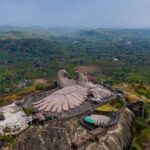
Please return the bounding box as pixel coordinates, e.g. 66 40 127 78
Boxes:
15 99 24 106
88 97 102 103
139 99 144 118
32 113 55 123
127 99 145 118
18 79 30 89
72 127 105 148
79 111 118 130
113 56 118 62
126 41 132 45
0 114 5 121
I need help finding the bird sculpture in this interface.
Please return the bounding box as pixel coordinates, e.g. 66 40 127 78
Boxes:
33 70 87 113
76 71 113 100
33 70 113 113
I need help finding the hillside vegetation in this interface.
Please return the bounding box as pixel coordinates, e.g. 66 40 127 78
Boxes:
0 28 149 103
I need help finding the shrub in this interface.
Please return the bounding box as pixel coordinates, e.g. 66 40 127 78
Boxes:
35 84 49 90
23 108 35 116
3 127 11 133
0 135 13 143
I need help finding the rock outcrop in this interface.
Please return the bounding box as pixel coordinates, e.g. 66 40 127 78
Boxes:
13 118 86 150
85 107 134 150
13 107 134 150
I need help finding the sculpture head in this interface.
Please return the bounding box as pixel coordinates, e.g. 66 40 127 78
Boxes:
58 70 68 77
75 71 88 83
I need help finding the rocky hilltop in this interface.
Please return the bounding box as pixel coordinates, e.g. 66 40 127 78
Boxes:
13 107 134 150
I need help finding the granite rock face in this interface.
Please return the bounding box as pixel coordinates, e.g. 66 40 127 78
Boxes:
13 108 134 150
0 103 32 135
13 118 86 150
85 108 134 150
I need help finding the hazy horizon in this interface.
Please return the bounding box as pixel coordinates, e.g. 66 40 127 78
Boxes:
0 0 150 28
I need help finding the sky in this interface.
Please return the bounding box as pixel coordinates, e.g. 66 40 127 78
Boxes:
0 0 150 28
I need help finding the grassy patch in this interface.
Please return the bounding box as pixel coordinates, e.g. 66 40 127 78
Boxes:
0 94 22 105
96 103 118 111
35 83 49 91
0 135 14 143
96 100 123 112
3 127 11 133
0 86 37 105
96 101 123 112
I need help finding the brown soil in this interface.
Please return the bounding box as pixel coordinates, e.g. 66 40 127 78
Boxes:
34 79 48 85
75 66 98 74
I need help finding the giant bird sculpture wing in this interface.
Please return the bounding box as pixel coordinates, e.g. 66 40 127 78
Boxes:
33 70 88 113
33 70 114 113
76 72 113 100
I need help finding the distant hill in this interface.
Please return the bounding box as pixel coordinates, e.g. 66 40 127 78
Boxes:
0 26 80 37
1 26 150 40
